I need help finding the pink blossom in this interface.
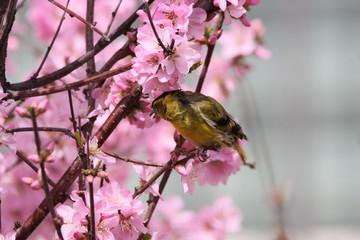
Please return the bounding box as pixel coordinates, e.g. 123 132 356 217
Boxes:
57 182 147 239
89 137 116 165
187 7 207 38
0 231 16 240
151 2 193 33
133 165 161 197
219 21 256 58
193 196 242 239
214 0 240 11
224 1 247 25
245 0 262 6
56 204 88 239
181 148 242 193
149 196 195 239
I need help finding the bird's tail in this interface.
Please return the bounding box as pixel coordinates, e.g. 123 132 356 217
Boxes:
234 142 255 169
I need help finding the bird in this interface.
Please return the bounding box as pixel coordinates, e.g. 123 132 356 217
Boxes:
152 90 254 168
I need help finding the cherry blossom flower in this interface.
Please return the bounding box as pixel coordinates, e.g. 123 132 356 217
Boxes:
181 148 242 193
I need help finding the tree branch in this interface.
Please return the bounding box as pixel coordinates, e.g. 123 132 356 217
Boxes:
0 0 18 90
8 64 132 100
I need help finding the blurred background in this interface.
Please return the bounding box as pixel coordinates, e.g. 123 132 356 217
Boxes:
7 0 360 239
173 0 360 239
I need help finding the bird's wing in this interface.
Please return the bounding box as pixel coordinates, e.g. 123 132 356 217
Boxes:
194 97 247 141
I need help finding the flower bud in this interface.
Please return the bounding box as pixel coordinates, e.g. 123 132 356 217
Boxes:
207 35 218 45
15 107 29 118
28 154 40 164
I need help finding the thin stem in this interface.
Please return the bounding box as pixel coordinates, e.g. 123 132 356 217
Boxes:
48 0 107 39
9 64 132 100
101 149 164 167
85 0 96 76
31 0 70 80
143 2 167 52
132 160 172 199
6 127 75 139
132 153 195 199
0 0 18 90
195 12 225 93
86 136 96 240
104 0 123 36
67 90 78 133
30 109 64 240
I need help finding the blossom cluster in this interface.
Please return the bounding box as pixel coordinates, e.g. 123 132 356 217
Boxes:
0 0 269 239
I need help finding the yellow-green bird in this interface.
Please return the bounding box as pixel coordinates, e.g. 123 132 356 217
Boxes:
152 90 253 168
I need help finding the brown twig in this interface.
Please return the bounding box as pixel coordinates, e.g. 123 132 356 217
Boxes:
48 0 107 39
6 127 75 139
15 82 143 240
132 153 195 199
101 149 164 167
133 160 172 199
143 1 170 53
29 109 64 240
85 0 96 76
8 64 132 100
31 0 70 80
104 0 123 36
195 12 225 93
0 0 18 91
85 135 96 240
67 90 78 133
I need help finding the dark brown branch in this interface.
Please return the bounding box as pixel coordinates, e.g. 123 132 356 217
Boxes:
94 83 143 146
101 149 164 167
8 64 132 100
31 0 70 80
6 127 75 139
195 12 224 93
30 109 64 240
104 0 122 36
8 1 153 91
85 0 96 76
133 160 172 199
48 0 106 39
16 82 143 240
0 0 18 90
132 153 195 199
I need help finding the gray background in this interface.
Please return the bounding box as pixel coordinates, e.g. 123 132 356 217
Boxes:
180 0 360 238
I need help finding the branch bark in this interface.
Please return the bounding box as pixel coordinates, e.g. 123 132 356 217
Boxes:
0 0 18 90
